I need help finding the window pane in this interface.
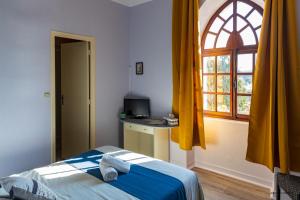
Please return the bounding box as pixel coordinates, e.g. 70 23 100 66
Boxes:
237 75 252 94
237 96 251 115
217 55 230 73
216 30 230 48
203 56 215 73
240 26 256 45
204 33 216 49
224 17 233 32
247 10 262 28
219 3 233 20
217 75 230 93
237 1 253 17
237 16 247 31
217 95 230 112
256 28 261 40
209 17 224 33
204 94 216 111
203 75 216 92
237 54 253 73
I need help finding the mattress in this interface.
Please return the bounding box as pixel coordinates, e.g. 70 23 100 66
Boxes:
7 146 204 200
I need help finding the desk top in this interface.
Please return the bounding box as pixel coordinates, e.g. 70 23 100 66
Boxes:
121 118 177 128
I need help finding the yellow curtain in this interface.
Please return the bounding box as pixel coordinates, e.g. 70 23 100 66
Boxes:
171 0 205 150
246 0 300 173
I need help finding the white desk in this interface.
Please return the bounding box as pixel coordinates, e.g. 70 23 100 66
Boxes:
122 119 176 162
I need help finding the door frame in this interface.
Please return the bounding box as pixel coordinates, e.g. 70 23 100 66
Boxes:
50 31 96 163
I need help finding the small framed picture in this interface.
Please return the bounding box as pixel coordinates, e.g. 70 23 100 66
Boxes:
136 62 143 75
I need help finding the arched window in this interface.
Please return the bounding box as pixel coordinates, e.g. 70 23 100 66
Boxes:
201 0 263 120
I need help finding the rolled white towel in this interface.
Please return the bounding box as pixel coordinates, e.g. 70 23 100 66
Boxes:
101 154 131 173
99 163 118 182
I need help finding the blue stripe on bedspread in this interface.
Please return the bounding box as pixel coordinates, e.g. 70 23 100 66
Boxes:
65 150 187 200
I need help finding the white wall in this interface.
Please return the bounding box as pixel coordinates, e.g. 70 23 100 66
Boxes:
0 0 129 177
194 0 273 188
196 118 273 187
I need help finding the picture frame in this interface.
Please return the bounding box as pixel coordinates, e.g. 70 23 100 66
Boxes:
136 62 143 75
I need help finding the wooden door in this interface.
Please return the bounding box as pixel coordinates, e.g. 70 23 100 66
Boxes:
61 42 90 159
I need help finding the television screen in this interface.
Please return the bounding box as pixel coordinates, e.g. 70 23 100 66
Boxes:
124 98 150 118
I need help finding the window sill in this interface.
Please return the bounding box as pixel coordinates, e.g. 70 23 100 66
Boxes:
204 116 249 125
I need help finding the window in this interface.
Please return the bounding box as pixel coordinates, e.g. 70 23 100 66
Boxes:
201 0 263 120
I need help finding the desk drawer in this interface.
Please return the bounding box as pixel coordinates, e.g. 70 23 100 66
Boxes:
124 123 154 135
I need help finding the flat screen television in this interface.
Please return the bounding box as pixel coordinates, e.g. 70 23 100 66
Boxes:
124 98 150 119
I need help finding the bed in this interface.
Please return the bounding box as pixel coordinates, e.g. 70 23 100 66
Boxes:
1 146 204 200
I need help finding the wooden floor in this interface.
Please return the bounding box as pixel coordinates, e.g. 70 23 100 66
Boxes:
193 168 271 200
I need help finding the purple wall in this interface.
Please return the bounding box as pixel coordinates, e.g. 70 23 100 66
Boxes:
0 0 299 178
129 0 173 116
129 0 300 115
0 0 129 177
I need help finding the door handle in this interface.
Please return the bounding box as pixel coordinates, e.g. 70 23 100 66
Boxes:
61 95 64 106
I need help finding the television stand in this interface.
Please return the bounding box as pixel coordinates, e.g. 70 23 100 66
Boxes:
122 118 177 162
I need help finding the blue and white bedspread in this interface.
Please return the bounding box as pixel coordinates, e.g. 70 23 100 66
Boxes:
16 146 204 200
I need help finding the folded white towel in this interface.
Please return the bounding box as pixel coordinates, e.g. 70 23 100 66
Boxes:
99 163 118 182
101 154 131 173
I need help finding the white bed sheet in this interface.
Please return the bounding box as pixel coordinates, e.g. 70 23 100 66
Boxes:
12 146 204 200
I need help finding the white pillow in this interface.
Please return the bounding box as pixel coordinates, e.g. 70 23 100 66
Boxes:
0 177 57 200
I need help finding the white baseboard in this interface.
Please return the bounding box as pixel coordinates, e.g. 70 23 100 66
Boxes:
187 161 195 169
195 161 273 189
170 159 194 170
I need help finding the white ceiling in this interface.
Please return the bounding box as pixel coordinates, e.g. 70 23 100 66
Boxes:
111 0 152 7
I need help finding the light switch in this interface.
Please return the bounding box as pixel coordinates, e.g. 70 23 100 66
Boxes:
44 92 51 98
